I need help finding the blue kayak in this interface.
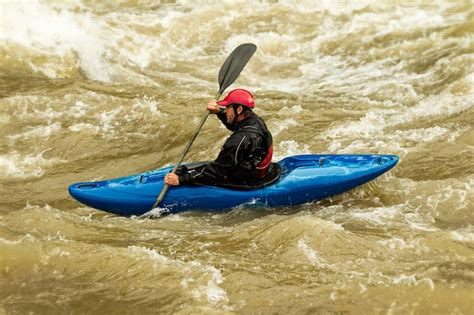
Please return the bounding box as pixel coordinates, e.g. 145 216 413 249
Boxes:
69 154 398 216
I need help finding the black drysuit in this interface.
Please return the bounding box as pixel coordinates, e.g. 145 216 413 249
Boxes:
178 111 272 186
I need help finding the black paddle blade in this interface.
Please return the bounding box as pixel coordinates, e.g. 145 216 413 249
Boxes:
217 43 257 96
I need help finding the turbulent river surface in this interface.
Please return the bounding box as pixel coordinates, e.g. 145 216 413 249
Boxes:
1 0 473 313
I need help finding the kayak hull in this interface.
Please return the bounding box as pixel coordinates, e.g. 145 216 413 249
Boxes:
69 154 399 216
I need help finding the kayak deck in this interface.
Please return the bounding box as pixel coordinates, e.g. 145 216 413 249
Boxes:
69 154 399 216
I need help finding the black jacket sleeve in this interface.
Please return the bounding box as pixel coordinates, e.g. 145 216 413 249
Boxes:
178 132 245 186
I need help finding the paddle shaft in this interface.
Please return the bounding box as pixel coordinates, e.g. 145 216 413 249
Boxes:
149 43 256 211
151 93 221 209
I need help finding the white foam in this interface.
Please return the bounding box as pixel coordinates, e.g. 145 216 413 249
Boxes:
404 213 439 232
368 271 434 291
99 108 121 132
225 32 293 57
0 0 110 81
0 113 10 124
324 92 472 155
70 107 123 138
279 0 368 15
0 150 65 179
351 206 401 226
276 105 304 116
68 123 99 133
393 93 474 125
376 8 445 35
450 227 474 243
137 207 170 219
70 101 91 118
0 234 36 245
131 96 167 118
158 7 185 29
193 266 229 304
43 231 69 243
327 138 406 155
325 110 388 139
274 140 310 160
48 247 71 258
128 245 170 265
393 127 449 143
377 237 430 253
8 123 61 142
324 92 473 140
425 178 473 212
378 237 411 250
298 239 334 269
271 118 299 136
128 245 229 305
392 274 435 291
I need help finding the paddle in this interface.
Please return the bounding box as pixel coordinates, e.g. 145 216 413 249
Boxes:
151 43 257 211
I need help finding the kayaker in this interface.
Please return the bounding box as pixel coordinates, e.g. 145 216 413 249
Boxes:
164 89 273 187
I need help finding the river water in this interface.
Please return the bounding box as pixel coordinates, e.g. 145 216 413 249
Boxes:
1 0 473 313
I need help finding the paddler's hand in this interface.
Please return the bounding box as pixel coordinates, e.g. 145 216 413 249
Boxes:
164 173 180 186
207 100 220 114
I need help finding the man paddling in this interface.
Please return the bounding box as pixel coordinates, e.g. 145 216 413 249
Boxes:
164 89 273 187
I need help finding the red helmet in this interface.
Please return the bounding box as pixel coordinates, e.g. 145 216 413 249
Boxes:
217 89 255 108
